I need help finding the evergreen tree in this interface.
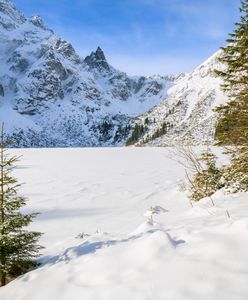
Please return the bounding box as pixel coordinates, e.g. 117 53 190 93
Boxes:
215 0 248 191
0 125 42 286
126 123 147 146
189 151 223 202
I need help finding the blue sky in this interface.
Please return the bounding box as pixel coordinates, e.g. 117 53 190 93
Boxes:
14 0 239 76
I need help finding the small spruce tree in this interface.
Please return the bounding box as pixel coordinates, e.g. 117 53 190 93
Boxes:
0 125 42 286
190 150 223 202
215 0 248 191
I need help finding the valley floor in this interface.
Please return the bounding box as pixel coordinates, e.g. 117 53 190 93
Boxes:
0 147 247 300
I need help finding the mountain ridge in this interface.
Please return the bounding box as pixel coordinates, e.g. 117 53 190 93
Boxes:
128 51 227 146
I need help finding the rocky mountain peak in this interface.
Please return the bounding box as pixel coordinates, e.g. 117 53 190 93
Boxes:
95 46 106 60
29 15 49 31
84 46 110 71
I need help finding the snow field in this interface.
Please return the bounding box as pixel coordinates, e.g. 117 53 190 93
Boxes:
0 147 247 300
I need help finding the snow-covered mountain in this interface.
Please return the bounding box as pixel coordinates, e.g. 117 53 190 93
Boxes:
129 51 227 146
0 0 173 147
0 0 227 147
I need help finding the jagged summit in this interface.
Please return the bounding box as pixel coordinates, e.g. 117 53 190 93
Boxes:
95 46 106 61
29 15 49 31
84 46 110 71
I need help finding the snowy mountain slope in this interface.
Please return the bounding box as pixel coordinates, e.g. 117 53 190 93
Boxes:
0 0 173 147
0 148 248 299
131 52 227 146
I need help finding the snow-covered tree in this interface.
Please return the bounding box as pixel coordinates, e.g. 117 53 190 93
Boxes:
189 151 223 202
170 145 223 203
0 125 42 286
